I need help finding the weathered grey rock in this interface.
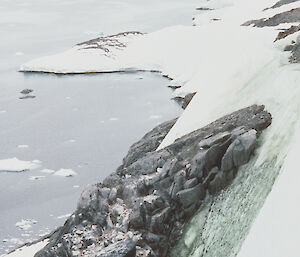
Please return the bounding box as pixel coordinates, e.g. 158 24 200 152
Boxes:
285 41 300 63
198 131 231 149
243 8 300 27
33 105 272 257
208 171 227 194
96 238 136 257
264 0 299 10
77 185 99 211
108 187 118 203
100 187 111 198
176 183 205 208
183 178 198 189
150 207 171 234
221 130 257 171
275 24 300 41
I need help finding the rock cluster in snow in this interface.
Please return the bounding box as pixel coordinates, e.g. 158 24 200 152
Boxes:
33 105 271 257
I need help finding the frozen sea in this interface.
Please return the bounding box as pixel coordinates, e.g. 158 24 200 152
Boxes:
0 0 201 253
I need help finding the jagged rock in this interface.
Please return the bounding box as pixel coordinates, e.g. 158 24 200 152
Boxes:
176 183 205 208
208 171 227 194
183 178 198 189
264 0 298 10
96 238 136 257
243 8 300 27
33 105 272 257
221 130 257 171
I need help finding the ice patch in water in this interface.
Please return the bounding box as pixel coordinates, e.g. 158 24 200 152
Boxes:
0 110 7 114
54 168 77 177
68 139 76 143
0 158 40 172
17 145 29 149
15 219 37 230
149 115 162 120
15 52 24 56
109 117 119 121
28 176 45 181
40 169 55 174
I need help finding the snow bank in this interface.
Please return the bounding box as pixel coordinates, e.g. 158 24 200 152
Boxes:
1 240 49 257
238 122 300 257
0 158 40 172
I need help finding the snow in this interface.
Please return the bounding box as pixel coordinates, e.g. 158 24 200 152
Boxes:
54 168 77 177
1 240 49 257
18 0 300 255
0 158 40 172
238 122 300 257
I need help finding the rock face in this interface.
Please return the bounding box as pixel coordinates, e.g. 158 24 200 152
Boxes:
264 0 299 10
284 39 300 63
242 8 300 27
34 105 271 257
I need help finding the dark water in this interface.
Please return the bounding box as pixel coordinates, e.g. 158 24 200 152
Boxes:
0 0 201 253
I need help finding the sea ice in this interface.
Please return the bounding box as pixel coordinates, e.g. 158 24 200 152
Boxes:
28 176 45 181
0 158 40 172
40 169 55 174
17 145 29 149
15 219 37 230
54 168 77 177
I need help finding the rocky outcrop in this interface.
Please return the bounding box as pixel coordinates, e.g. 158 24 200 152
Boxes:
284 38 300 63
264 0 299 10
275 24 300 41
172 92 196 110
34 105 271 257
242 8 300 27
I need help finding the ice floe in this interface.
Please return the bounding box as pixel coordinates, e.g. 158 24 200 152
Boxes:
15 219 37 230
28 176 45 181
0 158 40 172
53 168 77 177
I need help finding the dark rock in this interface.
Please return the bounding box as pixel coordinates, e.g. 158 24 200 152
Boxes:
275 24 300 41
264 0 298 10
150 207 171 234
208 171 227 194
198 131 231 149
182 92 196 109
20 88 33 94
176 183 205 208
221 130 257 171
32 105 272 257
183 178 198 189
96 239 136 257
172 92 196 109
242 8 300 28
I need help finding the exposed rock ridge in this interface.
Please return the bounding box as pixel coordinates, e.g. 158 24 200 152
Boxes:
34 105 272 257
264 0 299 10
75 31 144 57
242 8 300 28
